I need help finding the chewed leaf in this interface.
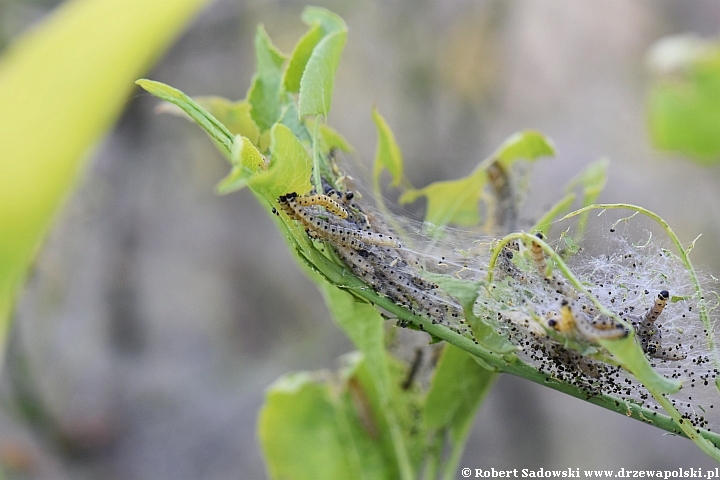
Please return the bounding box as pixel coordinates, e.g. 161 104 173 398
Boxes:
559 230 581 254
372 107 405 189
532 158 608 235
136 79 234 156
493 130 556 167
248 123 312 200
215 136 266 195
400 173 485 227
647 35 720 162
400 130 555 228
247 25 287 131
298 30 347 118
567 158 608 202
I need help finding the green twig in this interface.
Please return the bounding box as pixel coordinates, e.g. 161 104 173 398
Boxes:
312 116 323 193
442 371 497 480
423 432 442 480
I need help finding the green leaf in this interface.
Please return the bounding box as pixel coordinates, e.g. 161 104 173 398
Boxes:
284 7 347 94
400 130 555 227
559 230 581 255
400 174 486 227
306 118 354 153
424 345 496 438
283 24 325 93
247 123 313 200
321 285 415 480
647 35 720 162
258 371 388 480
346 353 426 479
600 335 680 395
301 6 347 34
298 30 347 118
320 123 353 153
215 136 266 195
247 25 286 131
258 350 425 480
372 107 405 189
566 158 608 206
323 285 388 386
0 0 209 366
531 158 607 236
137 80 234 156
194 97 260 146
279 102 312 144
424 345 497 479
156 95 261 149
493 129 556 167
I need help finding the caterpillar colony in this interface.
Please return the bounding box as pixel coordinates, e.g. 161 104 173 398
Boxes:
272 154 720 446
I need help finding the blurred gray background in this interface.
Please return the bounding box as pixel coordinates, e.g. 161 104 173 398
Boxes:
2 0 720 478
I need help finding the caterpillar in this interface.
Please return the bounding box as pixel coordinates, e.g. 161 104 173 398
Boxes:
529 233 579 299
496 249 536 284
631 290 685 361
278 193 401 248
547 300 628 341
486 161 517 231
644 290 669 323
292 193 349 219
530 232 549 276
333 243 375 275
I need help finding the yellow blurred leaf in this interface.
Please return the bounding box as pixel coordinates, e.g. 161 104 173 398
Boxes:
0 0 210 363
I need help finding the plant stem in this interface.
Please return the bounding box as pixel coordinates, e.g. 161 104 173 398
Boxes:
423 432 442 480
386 407 415 480
312 117 323 193
442 370 497 480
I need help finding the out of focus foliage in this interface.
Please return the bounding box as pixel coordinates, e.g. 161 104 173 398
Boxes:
0 0 209 365
647 34 720 163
